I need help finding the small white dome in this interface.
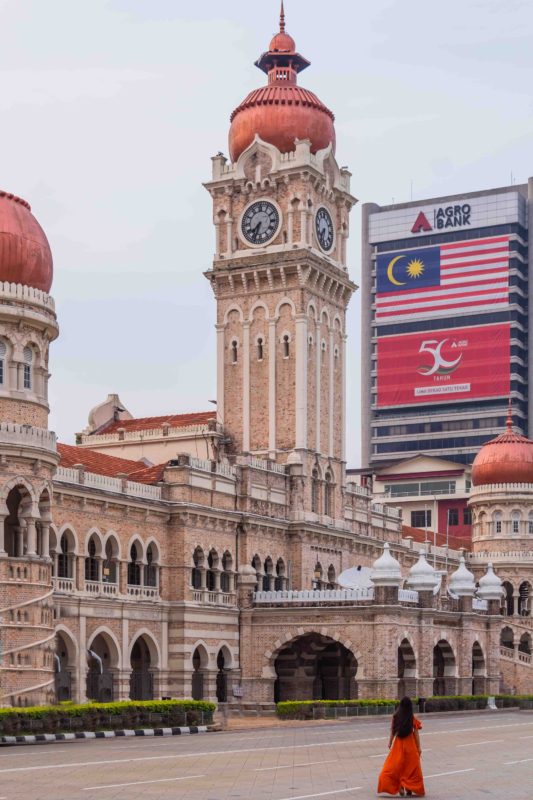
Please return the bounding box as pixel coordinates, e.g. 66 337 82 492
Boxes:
449 555 476 597
477 562 504 601
407 550 437 591
370 543 403 587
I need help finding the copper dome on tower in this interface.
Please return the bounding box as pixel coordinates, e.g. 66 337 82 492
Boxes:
228 3 335 163
471 404 533 486
0 191 53 293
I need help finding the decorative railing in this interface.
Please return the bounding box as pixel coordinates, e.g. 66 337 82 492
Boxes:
372 503 402 519
237 455 286 475
253 587 375 604
398 589 419 604
53 577 75 593
0 423 57 454
472 597 488 611
79 421 216 444
126 585 159 599
190 589 237 606
54 466 162 501
469 551 533 561
0 281 55 311
84 580 118 596
345 483 371 497
518 651 532 664
500 645 514 660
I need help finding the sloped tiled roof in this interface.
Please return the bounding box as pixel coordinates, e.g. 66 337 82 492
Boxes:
126 463 167 485
402 524 470 551
57 443 146 478
94 411 215 435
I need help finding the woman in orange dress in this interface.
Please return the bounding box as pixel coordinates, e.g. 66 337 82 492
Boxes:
377 696 425 797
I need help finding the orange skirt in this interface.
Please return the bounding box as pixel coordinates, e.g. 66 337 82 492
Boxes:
377 732 425 796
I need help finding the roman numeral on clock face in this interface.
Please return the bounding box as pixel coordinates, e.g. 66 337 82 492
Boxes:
241 200 280 245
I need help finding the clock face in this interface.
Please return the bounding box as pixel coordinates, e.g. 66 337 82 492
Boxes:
315 207 334 252
241 201 280 245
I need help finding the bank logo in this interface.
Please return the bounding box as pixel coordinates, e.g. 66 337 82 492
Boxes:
411 212 432 234
417 338 463 376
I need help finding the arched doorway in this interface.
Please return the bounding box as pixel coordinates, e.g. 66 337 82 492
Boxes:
86 633 118 702
433 640 456 696
274 633 358 702
397 639 416 699
216 647 231 703
5 485 33 557
472 642 486 695
130 637 154 700
192 645 208 700
55 631 76 702
500 626 514 650
502 581 514 616
519 633 532 655
518 582 532 616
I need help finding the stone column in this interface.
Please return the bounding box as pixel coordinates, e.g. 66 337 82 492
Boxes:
0 515 6 556
40 522 50 560
15 525 24 557
26 519 38 557
294 314 308 451
242 321 250 452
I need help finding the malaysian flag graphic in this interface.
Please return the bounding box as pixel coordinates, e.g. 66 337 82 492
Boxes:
375 235 509 321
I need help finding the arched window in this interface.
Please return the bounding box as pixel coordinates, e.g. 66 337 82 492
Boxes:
0 341 6 386
511 511 521 535
528 513 533 535
103 539 117 583
324 471 333 517
84 536 99 582
327 564 336 589
128 543 141 586
313 562 323 590
207 549 218 591
257 337 264 361
221 551 232 593
23 346 33 390
191 547 204 589
493 512 503 534
282 334 290 358
252 554 262 592
312 468 319 514
231 340 238 364
519 582 531 616
144 543 157 587
275 557 285 591
58 533 72 579
263 556 273 591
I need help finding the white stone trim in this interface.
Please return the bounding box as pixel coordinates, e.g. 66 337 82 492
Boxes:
268 319 276 453
328 328 334 457
295 315 308 450
243 322 250 452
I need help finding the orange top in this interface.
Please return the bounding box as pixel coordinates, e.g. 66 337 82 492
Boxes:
0 191 53 292
228 3 335 161
472 402 533 486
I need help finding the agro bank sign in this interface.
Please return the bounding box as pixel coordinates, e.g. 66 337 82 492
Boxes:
368 191 525 245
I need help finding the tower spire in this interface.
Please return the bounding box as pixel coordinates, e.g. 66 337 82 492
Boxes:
279 1 285 33
506 398 513 432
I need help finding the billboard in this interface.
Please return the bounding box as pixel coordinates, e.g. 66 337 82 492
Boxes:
368 191 526 244
377 323 510 407
375 235 509 322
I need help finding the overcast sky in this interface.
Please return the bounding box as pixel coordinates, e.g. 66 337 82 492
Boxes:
2 0 532 466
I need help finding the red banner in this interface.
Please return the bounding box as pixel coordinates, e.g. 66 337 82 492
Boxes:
377 323 510 407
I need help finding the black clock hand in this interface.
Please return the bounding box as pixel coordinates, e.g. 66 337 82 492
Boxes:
252 220 262 237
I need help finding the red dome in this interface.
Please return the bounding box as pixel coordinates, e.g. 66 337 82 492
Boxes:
269 31 295 52
228 5 335 163
472 411 533 486
229 85 335 162
0 191 53 293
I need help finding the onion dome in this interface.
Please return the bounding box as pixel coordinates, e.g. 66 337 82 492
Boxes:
370 543 403 587
448 555 476 597
0 191 53 293
477 562 504 602
472 403 533 486
407 549 437 591
228 2 335 163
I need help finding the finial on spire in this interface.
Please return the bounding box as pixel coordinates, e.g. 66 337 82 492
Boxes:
507 397 513 432
280 0 286 33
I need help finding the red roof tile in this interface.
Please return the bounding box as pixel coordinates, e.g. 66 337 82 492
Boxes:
94 411 215 435
126 464 167 485
57 443 146 478
402 524 471 551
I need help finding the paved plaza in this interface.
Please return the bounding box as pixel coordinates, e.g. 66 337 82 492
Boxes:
0 711 532 800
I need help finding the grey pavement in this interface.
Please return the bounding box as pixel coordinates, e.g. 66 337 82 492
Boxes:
0 710 532 800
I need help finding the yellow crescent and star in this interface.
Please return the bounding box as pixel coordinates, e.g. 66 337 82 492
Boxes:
386 255 425 285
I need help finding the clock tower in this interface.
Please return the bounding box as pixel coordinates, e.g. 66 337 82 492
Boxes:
204 5 356 519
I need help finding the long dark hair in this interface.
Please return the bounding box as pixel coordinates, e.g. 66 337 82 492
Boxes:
392 696 414 739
